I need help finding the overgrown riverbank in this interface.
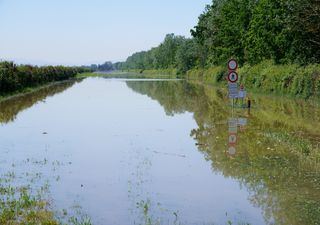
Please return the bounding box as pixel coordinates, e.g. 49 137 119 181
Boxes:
0 61 89 98
121 61 320 100
187 61 320 99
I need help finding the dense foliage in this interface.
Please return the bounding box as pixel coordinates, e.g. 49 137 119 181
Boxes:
119 0 320 72
0 61 88 94
87 61 115 72
117 34 199 74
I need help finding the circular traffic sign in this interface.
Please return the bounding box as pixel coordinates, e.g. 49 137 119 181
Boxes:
227 146 236 157
228 134 237 144
228 71 238 83
228 59 238 71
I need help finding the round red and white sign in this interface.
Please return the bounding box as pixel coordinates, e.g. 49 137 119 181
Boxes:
228 134 237 144
228 59 238 71
227 146 236 156
228 71 238 83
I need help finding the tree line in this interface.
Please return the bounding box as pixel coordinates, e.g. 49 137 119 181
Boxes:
0 61 89 94
84 61 116 72
117 0 320 74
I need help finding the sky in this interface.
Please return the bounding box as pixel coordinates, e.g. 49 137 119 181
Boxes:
0 0 211 66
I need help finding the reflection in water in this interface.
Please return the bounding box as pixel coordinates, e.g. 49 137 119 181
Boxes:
227 115 249 158
0 80 77 124
127 80 320 225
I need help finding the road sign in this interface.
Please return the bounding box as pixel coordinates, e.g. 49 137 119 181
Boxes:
228 83 238 99
238 90 247 98
227 146 236 157
228 118 238 133
228 59 238 71
228 71 238 83
229 134 237 144
229 126 237 133
238 118 247 126
228 118 238 127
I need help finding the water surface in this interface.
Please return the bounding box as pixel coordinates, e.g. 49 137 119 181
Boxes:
0 78 319 225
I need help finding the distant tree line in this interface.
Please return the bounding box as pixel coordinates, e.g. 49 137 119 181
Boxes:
85 61 115 72
118 0 320 74
0 61 89 94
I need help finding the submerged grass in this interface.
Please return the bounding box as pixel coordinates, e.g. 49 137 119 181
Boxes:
0 185 92 225
0 158 92 225
0 184 59 225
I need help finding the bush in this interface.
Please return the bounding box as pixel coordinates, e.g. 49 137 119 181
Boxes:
0 61 85 94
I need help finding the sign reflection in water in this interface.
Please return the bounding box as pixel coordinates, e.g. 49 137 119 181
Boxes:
226 113 248 158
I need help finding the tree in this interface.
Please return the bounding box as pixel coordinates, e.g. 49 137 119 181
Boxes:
191 0 255 65
175 39 199 74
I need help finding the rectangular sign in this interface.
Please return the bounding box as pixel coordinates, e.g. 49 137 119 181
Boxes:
238 118 247 126
228 118 238 133
238 91 247 99
228 83 238 99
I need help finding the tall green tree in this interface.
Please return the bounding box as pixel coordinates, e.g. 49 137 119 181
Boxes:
245 0 293 63
175 39 199 74
191 0 255 65
289 0 320 63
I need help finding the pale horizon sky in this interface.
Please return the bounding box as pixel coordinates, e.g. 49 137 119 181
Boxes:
0 0 211 66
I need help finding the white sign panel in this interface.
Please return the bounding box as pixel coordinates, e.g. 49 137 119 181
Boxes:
228 118 238 133
228 83 238 99
238 118 248 126
238 90 247 98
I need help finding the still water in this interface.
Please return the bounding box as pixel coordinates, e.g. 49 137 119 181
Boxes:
0 78 319 225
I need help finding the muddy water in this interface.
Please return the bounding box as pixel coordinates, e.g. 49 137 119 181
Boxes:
0 78 319 225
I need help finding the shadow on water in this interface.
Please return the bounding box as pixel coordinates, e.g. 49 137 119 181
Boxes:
0 80 78 124
126 80 320 225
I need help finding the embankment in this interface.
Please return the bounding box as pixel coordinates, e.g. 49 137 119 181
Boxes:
186 61 320 99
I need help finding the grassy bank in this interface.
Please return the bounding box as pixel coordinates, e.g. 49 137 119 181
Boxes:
186 61 320 99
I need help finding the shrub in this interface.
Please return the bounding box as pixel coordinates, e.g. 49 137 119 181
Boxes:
0 61 84 94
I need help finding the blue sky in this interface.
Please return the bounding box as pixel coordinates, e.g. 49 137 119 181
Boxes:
0 0 211 66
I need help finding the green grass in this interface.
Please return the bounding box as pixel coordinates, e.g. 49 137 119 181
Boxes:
0 182 92 225
0 156 93 225
185 61 320 100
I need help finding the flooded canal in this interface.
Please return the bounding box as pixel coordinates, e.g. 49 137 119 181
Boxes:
0 78 319 225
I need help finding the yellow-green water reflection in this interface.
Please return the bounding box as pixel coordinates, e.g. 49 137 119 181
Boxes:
127 80 320 225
